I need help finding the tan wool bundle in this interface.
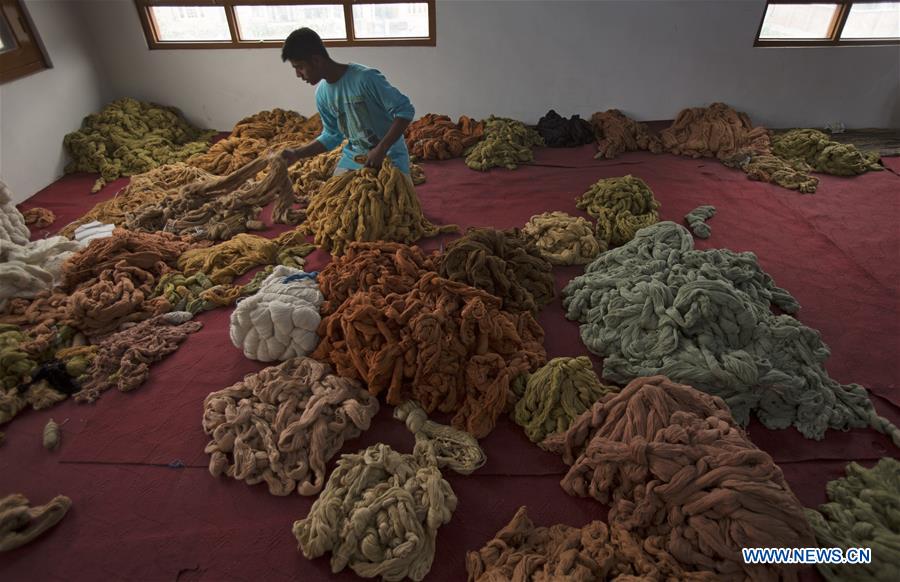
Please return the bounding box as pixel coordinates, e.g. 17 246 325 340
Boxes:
301 160 457 255
575 175 660 247
21 208 55 229
591 109 663 159
0 494 72 552
521 211 605 265
203 356 379 496
229 266 323 362
540 375 817 580
59 162 215 237
659 102 771 163
437 227 555 314
126 156 301 240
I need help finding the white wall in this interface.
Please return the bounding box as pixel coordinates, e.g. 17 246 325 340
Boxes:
79 0 900 133
0 0 111 203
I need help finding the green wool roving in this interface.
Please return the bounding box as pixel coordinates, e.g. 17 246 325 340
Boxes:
513 356 618 443
772 129 882 176
63 97 216 192
805 458 900 581
465 116 544 171
563 221 899 445
684 205 716 239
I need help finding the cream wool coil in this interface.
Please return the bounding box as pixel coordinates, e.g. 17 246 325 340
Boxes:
229 266 323 362
0 180 29 246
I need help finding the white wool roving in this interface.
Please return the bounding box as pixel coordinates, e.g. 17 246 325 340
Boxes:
230 266 324 362
0 181 80 310
1 180 30 246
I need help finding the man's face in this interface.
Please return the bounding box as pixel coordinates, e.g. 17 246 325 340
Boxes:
291 58 320 85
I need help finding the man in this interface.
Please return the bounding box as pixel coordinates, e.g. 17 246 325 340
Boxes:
276 27 415 175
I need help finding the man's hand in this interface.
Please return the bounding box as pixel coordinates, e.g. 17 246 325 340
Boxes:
364 145 387 169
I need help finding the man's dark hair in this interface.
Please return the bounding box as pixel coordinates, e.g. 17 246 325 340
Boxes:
281 27 329 62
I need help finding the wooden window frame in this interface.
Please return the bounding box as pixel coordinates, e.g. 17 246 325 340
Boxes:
135 0 436 49
0 0 50 84
755 0 900 46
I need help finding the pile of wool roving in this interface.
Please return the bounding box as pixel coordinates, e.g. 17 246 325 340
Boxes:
437 227 555 314
658 102 771 163
591 109 663 159
301 159 457 255
684 204 716 239
535 110 594 147
575 175 660 247
63 97 215 192
188 109 322 175
229 266 323 362
71 311 201 403
563 221 900 444
0 494 72 552
151 266 273 315
537 375 816 580
0 181 81 310
287 148 342 199
521 211 604 265
21 208 55 229
805 458 899 581
126 156 300 240
314 248 546 437
405 113 485 160
203 356 379 496
466 507 730 581
293 404 483 581
59 162 214 237
772 129 883 176
465 116 544 171
512 356 618 443
177 229 314 285
740 153 820 193
317 241 439 314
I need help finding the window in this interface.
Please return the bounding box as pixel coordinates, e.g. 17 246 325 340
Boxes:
135 0 436 49
755 1 900 45
0 0 50 84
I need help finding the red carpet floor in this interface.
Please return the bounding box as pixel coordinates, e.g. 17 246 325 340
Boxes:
3 148 899 581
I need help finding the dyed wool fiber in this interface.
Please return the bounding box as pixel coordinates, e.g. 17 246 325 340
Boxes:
203 356 379 496
658 102 771 162
772 129 883 176
591 109 663 159
522 211 604 265
465 116 544 171
535 110 594 147
684 204 716 239
405 113 485 160
21 208 55 229
563 221 900 444
541 375 817 581
0 494 72 552
437 227 555 314
575 175 660 247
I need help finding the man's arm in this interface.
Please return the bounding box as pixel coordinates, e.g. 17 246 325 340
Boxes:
365 117 411 168
279 139 327 164
365 69 415 168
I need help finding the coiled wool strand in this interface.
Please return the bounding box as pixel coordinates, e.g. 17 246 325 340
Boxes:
772 129 883 176
591 109 663 159
301 160 457 256
805 458 900 582
741 153 820 193
575 175 660 247
563 221 900 445
0 494 72 552
684 204 717 239
42 418 60 451
512 356 619 443
521 211 605 265
63 97 215 192
465 116 544 171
